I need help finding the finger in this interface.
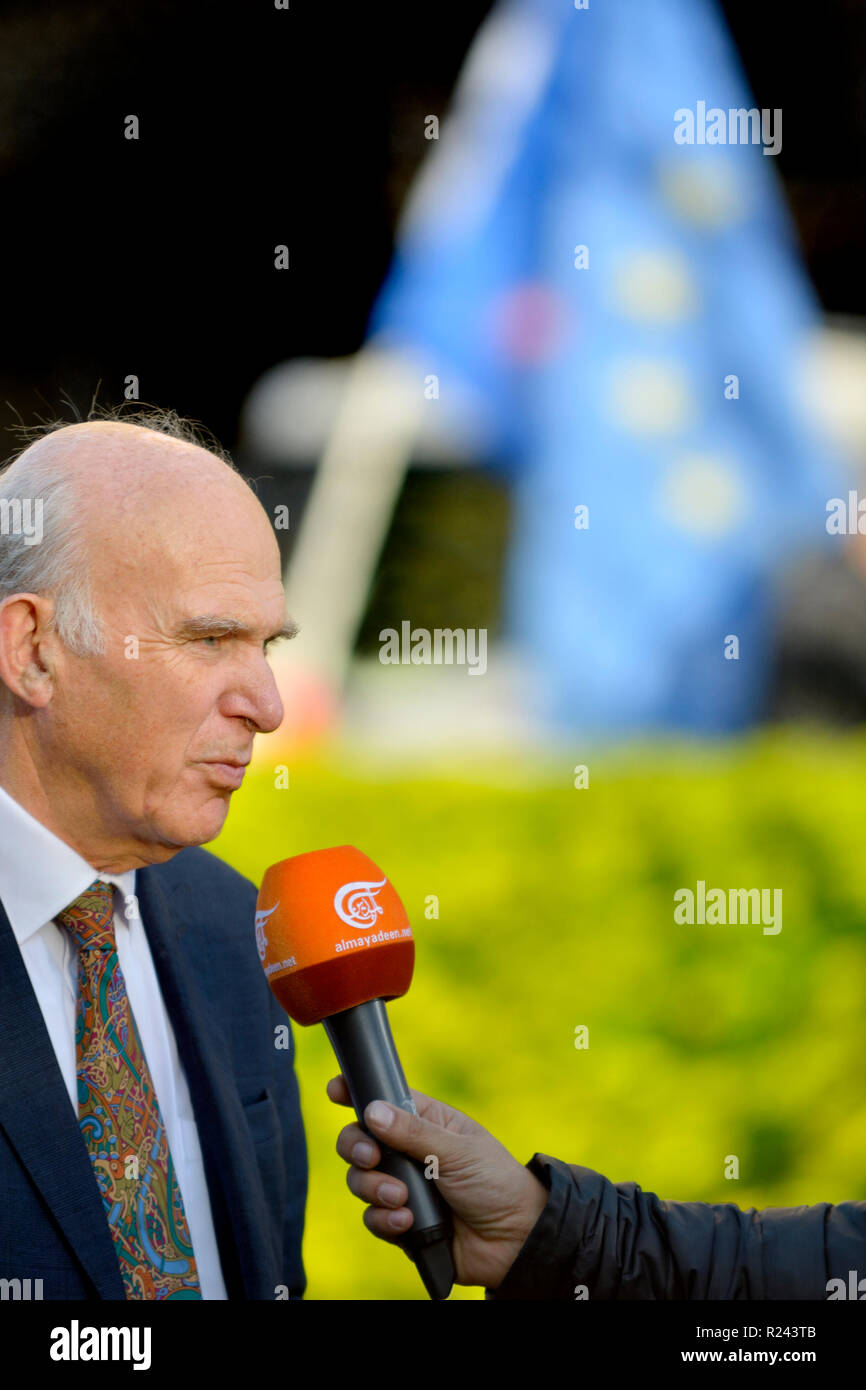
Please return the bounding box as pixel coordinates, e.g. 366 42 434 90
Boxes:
328 1077 458 1158
346 1165 409 1211
362 1202 414 1244
361 1097 455 1164
335 1122 381 1168
326 1074 352 1106
328 1074 436 1122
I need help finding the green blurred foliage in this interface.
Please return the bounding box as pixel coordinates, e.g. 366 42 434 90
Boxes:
210 730 866 1300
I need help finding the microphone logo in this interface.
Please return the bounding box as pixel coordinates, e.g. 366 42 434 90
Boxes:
334 878 388 930
255 902 280 961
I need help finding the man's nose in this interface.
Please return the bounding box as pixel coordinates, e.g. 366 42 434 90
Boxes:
232 659 284 736
254 662 285 734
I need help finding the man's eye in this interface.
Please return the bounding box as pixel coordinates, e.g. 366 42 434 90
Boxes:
201 635 222 648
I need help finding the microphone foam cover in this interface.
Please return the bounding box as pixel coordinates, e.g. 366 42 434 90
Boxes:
256 845 415 1024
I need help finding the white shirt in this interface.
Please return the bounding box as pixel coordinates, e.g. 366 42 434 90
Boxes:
0 782 228 1299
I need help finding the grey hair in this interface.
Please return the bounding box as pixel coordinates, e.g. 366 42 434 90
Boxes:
0 405 243 659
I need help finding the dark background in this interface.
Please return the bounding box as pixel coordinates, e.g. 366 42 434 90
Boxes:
0 0 863 455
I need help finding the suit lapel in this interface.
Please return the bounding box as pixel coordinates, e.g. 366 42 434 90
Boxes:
135 865 275 1300
0 895 126 1298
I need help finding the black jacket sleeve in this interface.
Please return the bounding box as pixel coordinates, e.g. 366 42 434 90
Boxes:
485 1154 866 1299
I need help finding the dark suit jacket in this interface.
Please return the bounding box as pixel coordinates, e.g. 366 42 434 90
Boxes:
0 846 308 1299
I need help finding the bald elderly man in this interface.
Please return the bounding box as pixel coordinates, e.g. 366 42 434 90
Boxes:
0 414 306 1300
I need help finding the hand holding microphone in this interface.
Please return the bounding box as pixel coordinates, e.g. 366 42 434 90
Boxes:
327 1074 550 1291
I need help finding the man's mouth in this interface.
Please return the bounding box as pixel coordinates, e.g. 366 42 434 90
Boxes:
200 759 250 789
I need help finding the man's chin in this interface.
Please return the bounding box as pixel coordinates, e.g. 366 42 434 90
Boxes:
159 796 232 850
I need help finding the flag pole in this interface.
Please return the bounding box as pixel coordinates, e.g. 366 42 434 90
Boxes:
281 345 421 696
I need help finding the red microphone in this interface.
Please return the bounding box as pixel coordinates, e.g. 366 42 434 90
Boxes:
256 846 454 1300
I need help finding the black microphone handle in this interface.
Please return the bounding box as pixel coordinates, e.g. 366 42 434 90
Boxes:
323 997 455 1300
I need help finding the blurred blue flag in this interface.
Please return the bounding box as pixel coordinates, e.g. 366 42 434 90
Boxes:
367 0 842 736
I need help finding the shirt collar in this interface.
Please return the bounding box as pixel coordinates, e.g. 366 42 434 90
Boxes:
0 782 136 947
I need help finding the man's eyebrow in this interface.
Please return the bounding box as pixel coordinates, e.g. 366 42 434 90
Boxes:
174 616 300 644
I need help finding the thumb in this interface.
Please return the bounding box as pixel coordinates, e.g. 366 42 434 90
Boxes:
364 1099 456 1165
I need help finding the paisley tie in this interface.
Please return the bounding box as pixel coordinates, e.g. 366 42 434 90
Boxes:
56 879 202 1299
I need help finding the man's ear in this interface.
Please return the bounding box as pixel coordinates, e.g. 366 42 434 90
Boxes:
0 593 58 708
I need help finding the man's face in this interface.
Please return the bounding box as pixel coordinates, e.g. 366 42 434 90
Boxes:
37 472 288 870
